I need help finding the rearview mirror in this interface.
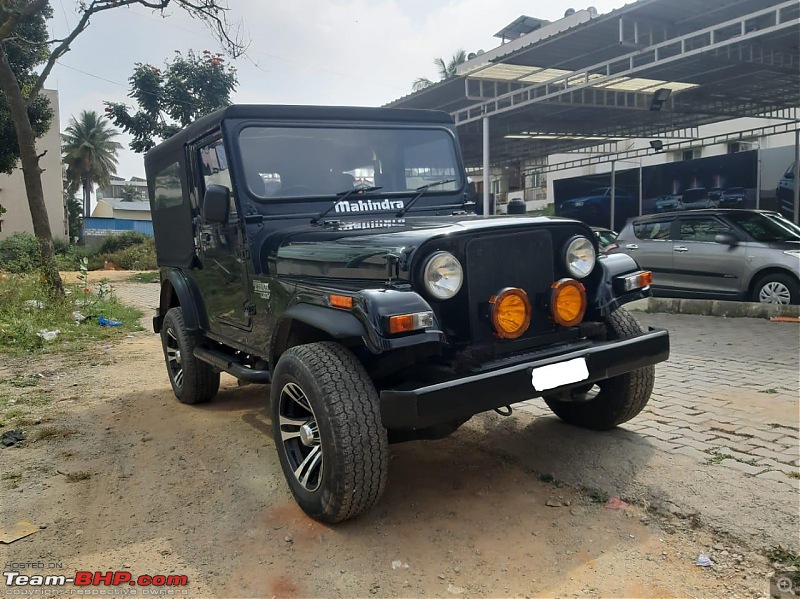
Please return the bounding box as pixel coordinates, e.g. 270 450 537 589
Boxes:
203 184 230 224
714 232 738 246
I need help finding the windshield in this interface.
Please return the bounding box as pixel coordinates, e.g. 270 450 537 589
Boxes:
726 212 800 242
238 126 462 200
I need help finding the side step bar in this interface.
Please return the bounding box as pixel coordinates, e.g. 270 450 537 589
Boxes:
194 348 272 384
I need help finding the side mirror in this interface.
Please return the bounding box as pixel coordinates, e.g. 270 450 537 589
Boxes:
714 232 738 246
203 184 230 224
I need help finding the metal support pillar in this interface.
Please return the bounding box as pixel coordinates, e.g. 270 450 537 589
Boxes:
482 116 490 217
638 162 643 216
794 130 799 224
756 143 762 209
610 160 616 230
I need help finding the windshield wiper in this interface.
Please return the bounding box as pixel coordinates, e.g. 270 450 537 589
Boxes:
311 185 383 224
395 179 456 218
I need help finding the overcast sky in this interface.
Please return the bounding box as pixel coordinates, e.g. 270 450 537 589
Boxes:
49 0 629 179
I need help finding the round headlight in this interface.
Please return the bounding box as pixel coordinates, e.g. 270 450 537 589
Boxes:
565 237 596 279
423 251 464 300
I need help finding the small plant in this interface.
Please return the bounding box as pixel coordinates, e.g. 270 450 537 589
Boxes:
587 489 609 503
35 427 77 441
788 471 800 480
759 388 779 394
704 450 734 465
6 376 39 388
2 471 21 489
537 473 555 483
64 470 92 483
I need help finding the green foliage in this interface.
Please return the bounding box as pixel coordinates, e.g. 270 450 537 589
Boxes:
412 50 467 91
120 183 144 202
98 231 148 254
64 188 83 240
0 4 55 175
0 204 6 218
62 110 122 218
101 238 157 270
105 49 238 153
0 275 143 355
0 232 41 273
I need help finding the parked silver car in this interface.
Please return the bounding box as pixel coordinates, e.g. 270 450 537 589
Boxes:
610 209 800 304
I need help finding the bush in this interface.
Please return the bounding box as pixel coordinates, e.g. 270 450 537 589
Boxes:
0 233 41 273
106 238 157 270
98 231 148 255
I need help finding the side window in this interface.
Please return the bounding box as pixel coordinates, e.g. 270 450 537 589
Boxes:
680 218 731 242
153 162 183 210
633 220 672 240
198 138 235 215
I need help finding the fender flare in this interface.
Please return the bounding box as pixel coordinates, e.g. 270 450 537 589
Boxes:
157 270 209 333
589 253 650 318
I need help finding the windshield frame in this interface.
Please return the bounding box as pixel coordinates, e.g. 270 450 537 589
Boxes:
232 122 465 204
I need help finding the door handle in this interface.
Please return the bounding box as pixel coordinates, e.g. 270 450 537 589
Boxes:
674 246 689 252
625 244 638 250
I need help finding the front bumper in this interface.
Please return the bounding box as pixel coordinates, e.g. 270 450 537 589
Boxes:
380 327 669 429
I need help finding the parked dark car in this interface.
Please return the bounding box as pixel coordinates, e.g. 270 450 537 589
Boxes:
591 227 619 252
653 194 682 213
557 187 636 230
679 187 716 210
719 187 746 208
610 209 800 304
145 104 669 523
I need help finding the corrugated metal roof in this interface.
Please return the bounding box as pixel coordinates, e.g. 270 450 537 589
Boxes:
388 0 800 166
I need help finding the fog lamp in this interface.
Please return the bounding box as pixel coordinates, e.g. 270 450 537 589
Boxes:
489 288 531 339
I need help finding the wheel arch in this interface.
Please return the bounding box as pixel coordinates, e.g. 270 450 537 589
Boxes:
746 266 799 298
270 304 366 370
156 270 209 334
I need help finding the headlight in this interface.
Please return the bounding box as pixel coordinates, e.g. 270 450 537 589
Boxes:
423 251 464 300
565 237 596 279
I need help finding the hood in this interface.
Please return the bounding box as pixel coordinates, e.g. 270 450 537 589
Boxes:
266 214 587 283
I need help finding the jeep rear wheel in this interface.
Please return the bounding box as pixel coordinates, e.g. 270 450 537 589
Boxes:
271 342 389 523
161 307 220 404
543 308 654 430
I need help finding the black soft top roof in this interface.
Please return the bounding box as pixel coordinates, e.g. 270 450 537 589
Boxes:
145 104 454 171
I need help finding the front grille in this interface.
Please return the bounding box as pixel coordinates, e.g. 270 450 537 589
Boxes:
465 231 555 343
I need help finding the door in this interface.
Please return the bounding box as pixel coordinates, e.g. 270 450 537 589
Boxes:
624 218 677 290
671 216 746 296
194 136 253 334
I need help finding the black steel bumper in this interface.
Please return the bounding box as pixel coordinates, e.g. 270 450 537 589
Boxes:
380 327 669 429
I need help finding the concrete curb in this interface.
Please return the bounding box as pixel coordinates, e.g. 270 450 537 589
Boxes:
627 297 800 319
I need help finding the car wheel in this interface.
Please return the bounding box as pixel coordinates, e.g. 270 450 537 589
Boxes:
543 308 654 430
161 307 220 404
752 273 799 305
271 342 389 523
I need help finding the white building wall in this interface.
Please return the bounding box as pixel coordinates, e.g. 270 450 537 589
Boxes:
0 89 66 242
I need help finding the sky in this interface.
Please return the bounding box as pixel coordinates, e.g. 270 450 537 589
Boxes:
48 0 630 180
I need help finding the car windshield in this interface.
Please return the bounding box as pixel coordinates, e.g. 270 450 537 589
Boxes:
238 126 462 199
726 212 800 242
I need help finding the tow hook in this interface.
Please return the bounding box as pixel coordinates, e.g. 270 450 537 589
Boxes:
494 405 513 416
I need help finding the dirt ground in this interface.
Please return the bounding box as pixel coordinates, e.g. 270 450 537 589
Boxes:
0 277 782 598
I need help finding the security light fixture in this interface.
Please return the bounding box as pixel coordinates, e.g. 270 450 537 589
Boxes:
649 140 664 153
650 88 672 111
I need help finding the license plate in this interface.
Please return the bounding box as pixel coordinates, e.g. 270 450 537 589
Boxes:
531 357 589 391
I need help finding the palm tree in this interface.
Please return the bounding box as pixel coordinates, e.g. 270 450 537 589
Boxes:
412 50 467 92
62 111 123 220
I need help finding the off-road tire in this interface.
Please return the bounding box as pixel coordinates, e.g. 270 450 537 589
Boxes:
161 307 220 404
543 307 654 430
271 342 389 523
751 272 799 305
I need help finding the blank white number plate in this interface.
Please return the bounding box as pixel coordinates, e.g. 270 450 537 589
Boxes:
530 357 589 391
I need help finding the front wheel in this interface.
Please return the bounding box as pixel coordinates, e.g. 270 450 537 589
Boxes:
752 273 799 305
270 342 389 523
543 308 654 430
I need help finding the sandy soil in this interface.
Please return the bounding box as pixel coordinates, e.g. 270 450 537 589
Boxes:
0 282 775 598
